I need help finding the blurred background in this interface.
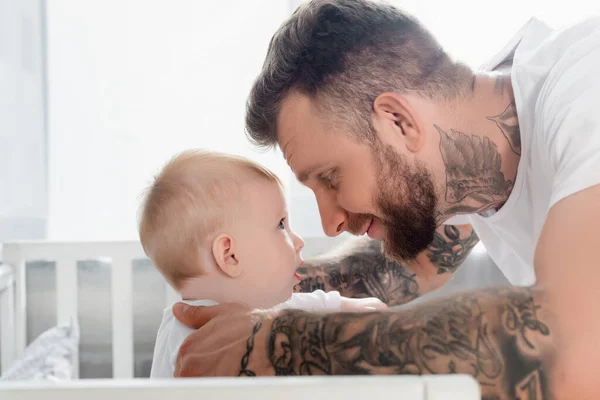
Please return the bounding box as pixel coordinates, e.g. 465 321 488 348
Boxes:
1 0 599 379
3 0 600 244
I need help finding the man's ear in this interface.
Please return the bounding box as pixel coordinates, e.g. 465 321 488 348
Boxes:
373 92 426 153
212 234 242 278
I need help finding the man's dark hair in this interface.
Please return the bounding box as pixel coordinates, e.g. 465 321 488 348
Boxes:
245 0 473 149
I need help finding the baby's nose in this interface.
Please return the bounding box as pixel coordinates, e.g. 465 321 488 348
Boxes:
294 236 305 252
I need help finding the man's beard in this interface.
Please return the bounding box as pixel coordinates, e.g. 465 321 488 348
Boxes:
349 143 438 264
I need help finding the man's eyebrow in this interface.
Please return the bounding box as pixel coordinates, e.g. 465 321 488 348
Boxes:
297 164 326 183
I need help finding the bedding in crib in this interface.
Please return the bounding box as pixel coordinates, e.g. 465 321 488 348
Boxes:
0 319 79 382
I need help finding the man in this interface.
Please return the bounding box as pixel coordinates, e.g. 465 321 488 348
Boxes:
172 0 600 398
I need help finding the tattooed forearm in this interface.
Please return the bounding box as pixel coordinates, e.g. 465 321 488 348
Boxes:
428 225 479 274
269 312 331 375
264 286 554 399
238 317 264 376
293 238 420 306
295 228 476 303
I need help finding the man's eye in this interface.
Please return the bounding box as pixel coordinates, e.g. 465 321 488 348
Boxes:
278 218 286 229
321 171 338 190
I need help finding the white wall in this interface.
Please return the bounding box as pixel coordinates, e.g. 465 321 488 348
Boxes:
46 0 291 240
0 0 47 242
45 0 600 241
409 0 600 69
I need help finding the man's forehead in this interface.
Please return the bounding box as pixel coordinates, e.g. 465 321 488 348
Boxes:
276 91 341 182
280 136 304 179
276 93 314 164
279 129 331 183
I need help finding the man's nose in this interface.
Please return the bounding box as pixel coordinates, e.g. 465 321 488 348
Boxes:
315 191 347 237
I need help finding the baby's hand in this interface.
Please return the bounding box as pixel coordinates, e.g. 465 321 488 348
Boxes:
340 297 387 312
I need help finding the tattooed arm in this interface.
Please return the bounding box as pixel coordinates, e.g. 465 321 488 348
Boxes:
294 223 479 306
254 285 555 399
172 284 558 398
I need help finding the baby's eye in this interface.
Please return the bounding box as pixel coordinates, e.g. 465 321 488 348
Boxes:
278 218 286 229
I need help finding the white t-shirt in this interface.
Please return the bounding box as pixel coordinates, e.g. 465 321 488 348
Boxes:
149 290 342 378
447 16 600 286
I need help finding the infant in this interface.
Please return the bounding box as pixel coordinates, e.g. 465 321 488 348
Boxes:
139 150 386 378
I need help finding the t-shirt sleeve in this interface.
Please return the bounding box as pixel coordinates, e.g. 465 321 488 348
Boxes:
274 291 342 311
541 36 600 209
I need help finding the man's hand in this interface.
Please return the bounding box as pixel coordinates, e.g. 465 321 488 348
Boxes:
172 302 274 377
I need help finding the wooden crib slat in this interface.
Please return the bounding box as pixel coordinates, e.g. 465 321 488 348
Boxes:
55 257 79 326
55 256 80 379
0 265 15 374
111 256 133 379
2 244 27 365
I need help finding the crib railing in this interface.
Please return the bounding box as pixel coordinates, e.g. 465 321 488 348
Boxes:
0 376 482 400
0 237 348 378
1 240 181 379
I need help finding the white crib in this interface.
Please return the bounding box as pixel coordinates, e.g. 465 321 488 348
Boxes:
0 238 347 377
0 239 481 399
0 240 155 378
0 376 481 400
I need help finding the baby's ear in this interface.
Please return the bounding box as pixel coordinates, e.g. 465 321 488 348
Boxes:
212 234 242 278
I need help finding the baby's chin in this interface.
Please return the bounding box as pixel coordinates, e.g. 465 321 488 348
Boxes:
284 287 295 301
257 288 295 309
282 285 297 302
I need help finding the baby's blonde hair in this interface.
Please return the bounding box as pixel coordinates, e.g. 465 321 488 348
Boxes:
138 150 282 290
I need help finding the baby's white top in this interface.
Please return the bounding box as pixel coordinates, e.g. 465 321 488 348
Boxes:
150 290 342 378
